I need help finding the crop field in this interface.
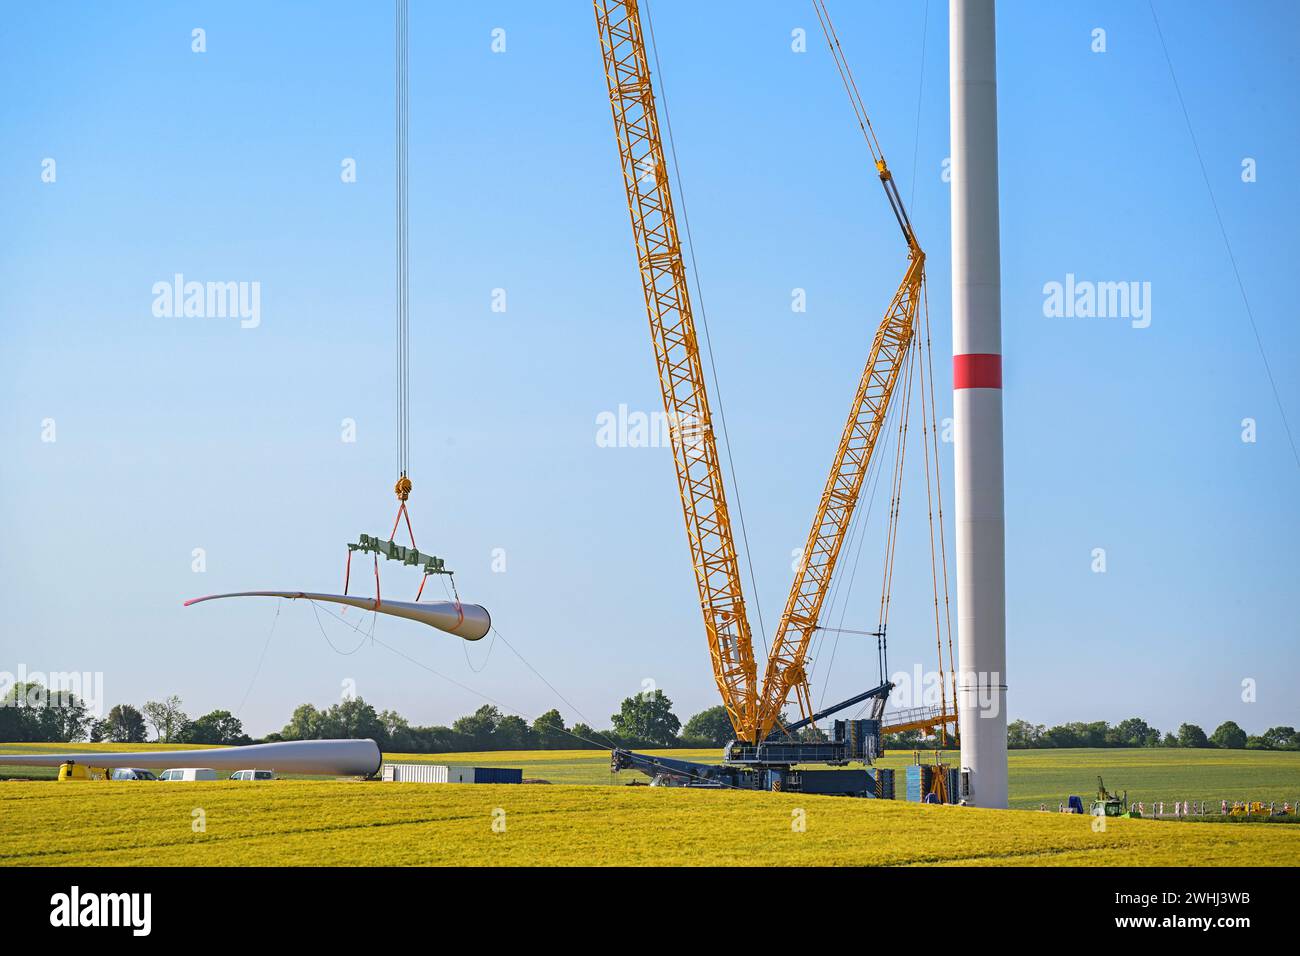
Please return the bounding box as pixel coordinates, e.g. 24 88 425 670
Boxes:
385 746 1300 810
1 743 1297 866
3 777 1299 867
4 744 1297 805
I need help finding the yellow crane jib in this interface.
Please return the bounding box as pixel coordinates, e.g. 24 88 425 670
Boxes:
757 253 924 740
595 0 759 740
754 0 945 741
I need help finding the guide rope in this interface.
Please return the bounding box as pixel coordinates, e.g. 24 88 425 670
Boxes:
304 599 757 791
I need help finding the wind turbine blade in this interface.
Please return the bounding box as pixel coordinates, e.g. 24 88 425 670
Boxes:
185 591 490 641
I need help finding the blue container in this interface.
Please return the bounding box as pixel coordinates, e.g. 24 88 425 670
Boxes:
473 767 522 784
905 764 925 802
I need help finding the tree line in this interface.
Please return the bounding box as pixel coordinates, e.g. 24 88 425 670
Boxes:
1005 717 1298 751
0 685 250 746
3 680 1296 753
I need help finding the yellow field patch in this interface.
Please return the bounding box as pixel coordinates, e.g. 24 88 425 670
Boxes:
2 779 1296 867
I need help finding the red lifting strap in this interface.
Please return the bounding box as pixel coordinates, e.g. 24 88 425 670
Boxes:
343 497 433 604
390 502 417 549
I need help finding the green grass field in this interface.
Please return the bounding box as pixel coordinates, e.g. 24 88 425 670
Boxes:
380 746 1300 810
2 744 1296 866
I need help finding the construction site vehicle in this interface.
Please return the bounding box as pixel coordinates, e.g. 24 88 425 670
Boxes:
57 762 108 782
1091 776 1141 818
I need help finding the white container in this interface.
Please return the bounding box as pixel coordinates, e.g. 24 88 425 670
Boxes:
383 763 450 783
380 764 514 783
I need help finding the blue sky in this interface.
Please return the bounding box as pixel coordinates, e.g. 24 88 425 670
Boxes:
1 1 1296 740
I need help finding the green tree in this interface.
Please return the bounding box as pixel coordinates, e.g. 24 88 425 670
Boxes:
142 695 188 742
1 682 92 742
324 698 384 740
379 710 411 750
1262 726 1298 750
1177 723 1210 748
103 704 148 743
611 690 680 745
281 703 324 740
570 722 603 749
1210 720 1247 750
885 728 924 749
1110 717 1157 748
681 705 734 746
1007 719 1043 748
453 705 502 749
494 715 532 749
413 725 460 751
531 709 569 749
181 710 248 745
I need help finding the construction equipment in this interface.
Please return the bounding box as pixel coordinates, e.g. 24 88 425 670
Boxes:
904 751 962 804
596 0 953 796
57 762 108 782
1092 775 1141 818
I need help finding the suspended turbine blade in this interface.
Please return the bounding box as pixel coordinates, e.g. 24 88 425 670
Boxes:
185 591 491 641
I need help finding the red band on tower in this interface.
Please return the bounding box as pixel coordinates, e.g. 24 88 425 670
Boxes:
953 353 1002 389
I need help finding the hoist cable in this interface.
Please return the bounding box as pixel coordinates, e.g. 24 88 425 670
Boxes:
921 277 958 725
913 292 950 742
907 0 930 211
395 0 411 478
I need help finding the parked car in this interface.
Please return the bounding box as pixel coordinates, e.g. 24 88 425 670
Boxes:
229 769 274 781
158 768 218 781
110 768 158 781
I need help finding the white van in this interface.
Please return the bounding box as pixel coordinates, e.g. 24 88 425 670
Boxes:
158 768 218 781
229 769 274 781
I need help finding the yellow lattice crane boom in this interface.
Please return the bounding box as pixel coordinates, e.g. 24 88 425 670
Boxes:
755 256 923 740
597 0 945 749
595 0 758 738
753 0 930 740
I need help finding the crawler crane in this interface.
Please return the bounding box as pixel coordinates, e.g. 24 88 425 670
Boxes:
596 0 954 796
